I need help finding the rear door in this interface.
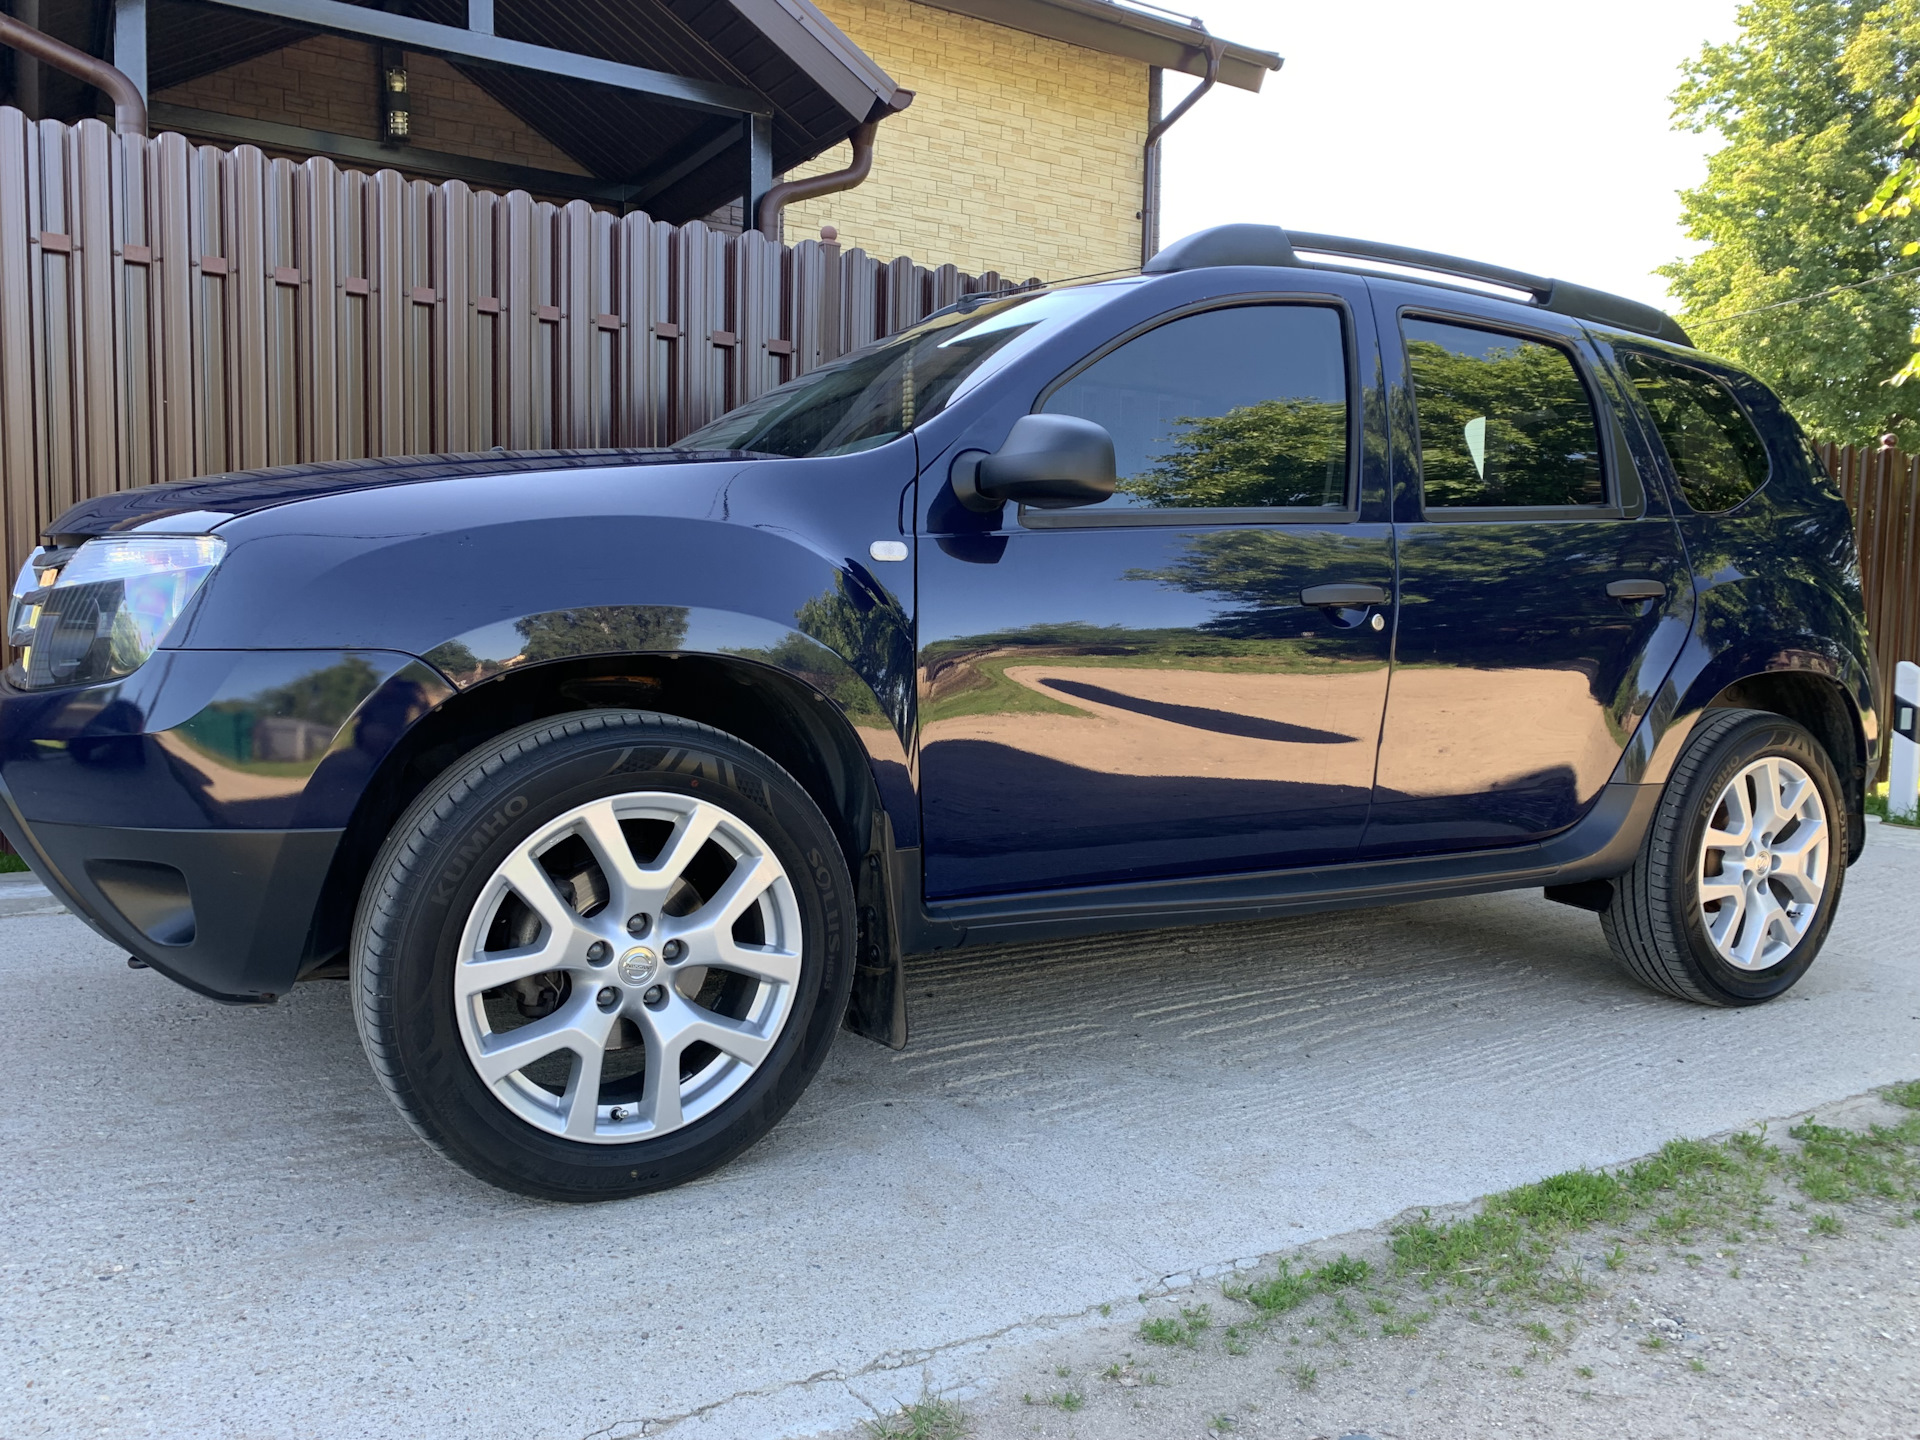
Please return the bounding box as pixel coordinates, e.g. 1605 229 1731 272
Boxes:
1361 293 1693 855
915 283 1398 898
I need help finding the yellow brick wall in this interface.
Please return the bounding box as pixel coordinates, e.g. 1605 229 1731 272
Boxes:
784 0 1146 280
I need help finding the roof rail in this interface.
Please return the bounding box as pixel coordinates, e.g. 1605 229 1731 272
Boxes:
1143 224 1692 348
1286 232 1692 348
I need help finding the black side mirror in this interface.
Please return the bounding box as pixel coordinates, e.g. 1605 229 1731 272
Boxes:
950 414 1117 513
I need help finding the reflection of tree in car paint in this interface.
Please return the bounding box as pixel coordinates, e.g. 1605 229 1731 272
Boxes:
515 606 689 663
1116 398 1348 509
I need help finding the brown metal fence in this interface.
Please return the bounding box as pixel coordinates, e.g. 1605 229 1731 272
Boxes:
1820 442 1920 735
0 107 1026 585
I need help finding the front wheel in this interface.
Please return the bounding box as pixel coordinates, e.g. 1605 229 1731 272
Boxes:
1601 707 1847 1006
352 710 855 1200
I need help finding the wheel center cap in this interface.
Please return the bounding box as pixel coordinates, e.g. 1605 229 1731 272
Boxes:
617 946 659 986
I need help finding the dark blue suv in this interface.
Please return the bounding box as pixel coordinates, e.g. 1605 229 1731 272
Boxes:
0 225 1880 1199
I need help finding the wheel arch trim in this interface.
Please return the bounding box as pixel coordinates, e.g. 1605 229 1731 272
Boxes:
311 627 917 1046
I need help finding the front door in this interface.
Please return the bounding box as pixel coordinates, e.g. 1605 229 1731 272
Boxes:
916 298 1397 899
1362 304 1692 855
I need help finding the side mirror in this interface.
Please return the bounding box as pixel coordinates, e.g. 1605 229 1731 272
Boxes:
950 414 1117 514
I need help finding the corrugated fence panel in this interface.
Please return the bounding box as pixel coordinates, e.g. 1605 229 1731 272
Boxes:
674 220 727 438
733 228 781 409
0 108 1017 587
226 145 270 472
30 120 73 528
72 120 118 505
117 133 155 492
840 247 878 356
1820 441 1920 777
0 108 34 572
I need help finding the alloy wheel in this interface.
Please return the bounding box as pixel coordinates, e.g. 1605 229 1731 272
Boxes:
1696 755 1829 971
451 791 803 1143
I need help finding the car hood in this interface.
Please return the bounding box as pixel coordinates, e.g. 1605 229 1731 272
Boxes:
44 449 756 541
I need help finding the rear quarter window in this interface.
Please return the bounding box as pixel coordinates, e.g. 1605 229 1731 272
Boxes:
1617 351 1770 513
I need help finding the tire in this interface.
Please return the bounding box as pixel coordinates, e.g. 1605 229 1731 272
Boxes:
1601 707 1848 1006
351 709 854 1201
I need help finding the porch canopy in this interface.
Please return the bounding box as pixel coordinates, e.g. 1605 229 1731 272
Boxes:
26 0 908 220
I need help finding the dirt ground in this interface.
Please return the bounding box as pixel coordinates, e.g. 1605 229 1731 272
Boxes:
836 1090 1920 1440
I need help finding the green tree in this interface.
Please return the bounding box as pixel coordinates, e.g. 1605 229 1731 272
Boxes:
1858 87 1920 383
1662 0 1920 446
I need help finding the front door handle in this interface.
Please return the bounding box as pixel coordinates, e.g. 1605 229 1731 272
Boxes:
1301 583 1388 607
1606 579 1667 602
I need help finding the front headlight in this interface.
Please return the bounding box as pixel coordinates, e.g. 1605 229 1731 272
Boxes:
8 535 225 689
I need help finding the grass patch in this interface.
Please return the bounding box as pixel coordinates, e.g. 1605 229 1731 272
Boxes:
1313 1254 1370 1288
1867 783 1920 827
1047 1392 1083 1412
1230 1262 1315 1315
1787 1116 1920 1203
0 852 27 875
1139 1304 1211 1348
1386 1097 1920 1311
863 1397 967 1440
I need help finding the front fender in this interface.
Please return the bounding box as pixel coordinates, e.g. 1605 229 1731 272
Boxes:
171 452 920 837
419 604 917 843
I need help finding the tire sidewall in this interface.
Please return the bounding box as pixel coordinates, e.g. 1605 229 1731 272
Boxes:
1669 715 1846 1004
360 714 853 1200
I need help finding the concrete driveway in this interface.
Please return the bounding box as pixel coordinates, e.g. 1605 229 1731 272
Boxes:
2 822 1917 1439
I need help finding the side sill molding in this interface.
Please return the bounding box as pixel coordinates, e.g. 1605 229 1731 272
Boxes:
921 781 1660 950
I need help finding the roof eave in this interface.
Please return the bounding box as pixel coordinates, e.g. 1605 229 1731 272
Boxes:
914 0 1281 92
737 0 907 122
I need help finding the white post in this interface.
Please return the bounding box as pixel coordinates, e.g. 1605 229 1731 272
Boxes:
1892 660 1920 824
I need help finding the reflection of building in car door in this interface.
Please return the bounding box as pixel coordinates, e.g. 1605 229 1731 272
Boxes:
916 294 1398 898
1363 311 1692 855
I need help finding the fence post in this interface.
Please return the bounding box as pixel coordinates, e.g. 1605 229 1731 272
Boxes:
1893 661 1920 824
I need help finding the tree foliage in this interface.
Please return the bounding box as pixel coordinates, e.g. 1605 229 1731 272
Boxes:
1662 0 1920 445
1858 89 1920 384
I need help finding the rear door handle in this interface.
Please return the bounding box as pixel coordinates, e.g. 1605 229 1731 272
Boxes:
1301 583 1388 607
1606 579 1667 602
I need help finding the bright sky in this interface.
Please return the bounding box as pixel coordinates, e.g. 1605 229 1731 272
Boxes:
1155 0 1745 313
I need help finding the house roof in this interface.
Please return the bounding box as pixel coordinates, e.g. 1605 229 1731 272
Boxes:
917 0 1281 92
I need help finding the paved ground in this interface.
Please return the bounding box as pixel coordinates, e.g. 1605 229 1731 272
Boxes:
858 1087 1920 1440
1 823 1916 1439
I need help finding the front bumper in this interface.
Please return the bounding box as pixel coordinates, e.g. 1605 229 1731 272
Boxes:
0 803 342 1001
0 648 451 1001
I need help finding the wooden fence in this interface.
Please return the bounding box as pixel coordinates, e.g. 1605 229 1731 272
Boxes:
1820 442 1920 738
0 107 1027 581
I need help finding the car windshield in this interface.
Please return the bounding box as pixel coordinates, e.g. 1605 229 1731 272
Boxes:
675 283 1126 458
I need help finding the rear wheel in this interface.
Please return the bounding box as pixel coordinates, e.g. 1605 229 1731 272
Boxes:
352 710 854 1200
1601 707 1846 1006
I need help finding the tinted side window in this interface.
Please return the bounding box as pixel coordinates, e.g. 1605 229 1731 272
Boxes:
1616 351 1769 513
1041 304 1348 510
1403 318 1605 508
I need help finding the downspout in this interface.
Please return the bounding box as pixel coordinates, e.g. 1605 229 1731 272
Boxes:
0 11 146 135
755 90 911 241
1141 33 1223 267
